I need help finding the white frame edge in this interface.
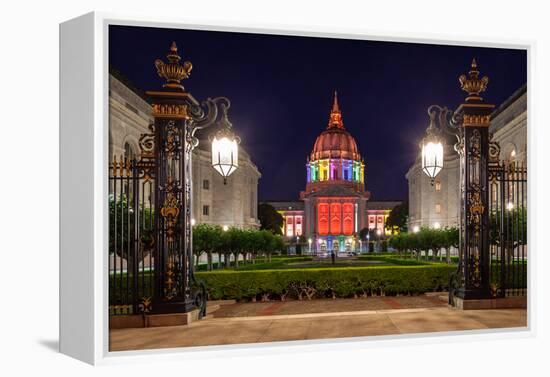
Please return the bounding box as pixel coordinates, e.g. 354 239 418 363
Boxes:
59 11 536 366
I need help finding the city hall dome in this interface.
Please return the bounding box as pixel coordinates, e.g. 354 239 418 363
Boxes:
309 93 362 162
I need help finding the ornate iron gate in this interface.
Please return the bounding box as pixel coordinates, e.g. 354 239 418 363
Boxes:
488 153 527 298
108 145 155 315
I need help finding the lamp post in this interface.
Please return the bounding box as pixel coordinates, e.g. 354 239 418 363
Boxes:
144 42 241 315
308 238 312 254
419 59 495 302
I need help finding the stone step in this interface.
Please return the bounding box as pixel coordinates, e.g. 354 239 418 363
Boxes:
206 299 236 315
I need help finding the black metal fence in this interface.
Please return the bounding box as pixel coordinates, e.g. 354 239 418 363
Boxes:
109 155 155 315
488 161 527 297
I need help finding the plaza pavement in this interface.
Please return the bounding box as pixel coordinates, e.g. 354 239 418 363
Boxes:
109 295 527 351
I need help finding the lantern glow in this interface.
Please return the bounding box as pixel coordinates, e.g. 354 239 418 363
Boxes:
209 102 240 184
211 134 239 183
421 139 444 182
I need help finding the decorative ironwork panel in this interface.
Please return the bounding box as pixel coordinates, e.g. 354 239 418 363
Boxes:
108 151 155 316
488 159 527 298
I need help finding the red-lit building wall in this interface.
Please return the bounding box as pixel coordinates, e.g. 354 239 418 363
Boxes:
318 203 329 235
317 200 356 236
343 203 354 235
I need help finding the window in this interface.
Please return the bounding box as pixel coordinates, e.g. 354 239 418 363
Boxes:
435 203 441 214
295 217 302 236
330 203 341 234
368 215 375 230
202 205 209 216
124 142 135 159
286 216 294 237
343 203 354 235
203 179 210 190
435 181 441 191
318 203 329 235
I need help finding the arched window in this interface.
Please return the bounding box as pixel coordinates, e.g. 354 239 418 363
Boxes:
343 203 354 235
318 203 329 235
330 203 341 234
124 142 135 159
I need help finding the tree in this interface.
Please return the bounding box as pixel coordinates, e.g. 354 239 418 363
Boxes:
193 224 222 271
388 233 406 256
385 201 409 233
489 206 527 262
226 227 245 267
271 234 285 260
406 231 423 260
109 194 154 263
359 227 369 241
442 227 459 264
258 203 284 235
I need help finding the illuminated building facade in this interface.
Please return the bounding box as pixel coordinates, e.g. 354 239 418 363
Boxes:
300 93 369 253
266 93 401 253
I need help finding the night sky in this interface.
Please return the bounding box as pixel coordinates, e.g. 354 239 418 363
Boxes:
109 25 527 202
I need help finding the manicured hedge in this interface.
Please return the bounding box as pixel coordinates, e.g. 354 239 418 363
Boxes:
357 255 429 266
234 257 313 271
196 265 456 301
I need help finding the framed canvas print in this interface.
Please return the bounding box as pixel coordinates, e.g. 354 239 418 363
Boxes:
60 12 531 365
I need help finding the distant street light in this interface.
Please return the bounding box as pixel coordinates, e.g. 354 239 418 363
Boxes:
308 238 312 254
413 225 420 233
222 225 229 232
507 202 515 211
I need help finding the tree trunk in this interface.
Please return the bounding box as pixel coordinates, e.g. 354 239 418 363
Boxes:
207 251 213 271
234 253 239 267
225 253 230 268
445 247 451 264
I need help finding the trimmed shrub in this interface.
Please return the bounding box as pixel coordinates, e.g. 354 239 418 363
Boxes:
234 257 313 271
196 265 456 301
357 255 431 266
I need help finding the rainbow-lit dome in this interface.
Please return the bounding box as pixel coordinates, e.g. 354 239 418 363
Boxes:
305 92 365 192
311 128 361 161
310 93 361 161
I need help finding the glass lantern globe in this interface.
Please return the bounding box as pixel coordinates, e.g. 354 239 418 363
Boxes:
421 137 444 183
420 110 444 184
209 105 241 184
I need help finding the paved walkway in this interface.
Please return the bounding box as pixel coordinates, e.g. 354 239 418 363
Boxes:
211 295 446 318
110 297 526 351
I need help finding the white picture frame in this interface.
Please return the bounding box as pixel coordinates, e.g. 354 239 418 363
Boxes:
59 11 535 365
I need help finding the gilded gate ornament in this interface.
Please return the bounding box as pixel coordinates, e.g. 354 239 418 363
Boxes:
154 42 193 91
459 58 489 100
